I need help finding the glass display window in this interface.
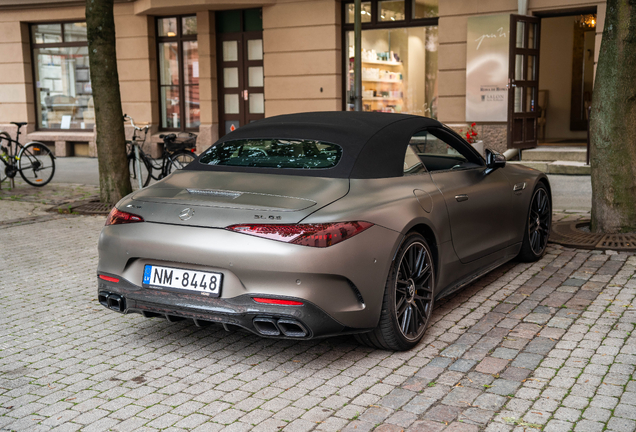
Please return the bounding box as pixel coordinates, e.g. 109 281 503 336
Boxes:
157 15 199 130
412 0 438 19
345 2 372 24
379 1 406 22
342 0 438 118
345 26 438 118
31 22 93 130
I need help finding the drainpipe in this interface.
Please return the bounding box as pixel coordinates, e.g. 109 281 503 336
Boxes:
518 0 528 15
354 0 362 111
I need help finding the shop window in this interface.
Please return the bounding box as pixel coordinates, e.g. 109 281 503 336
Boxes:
344 26 438 118
345 0 437 24
31 22 93 131
380 1 405 22
412 0 438 19
157 16 199 130
343 1 438 118
345 2 372 24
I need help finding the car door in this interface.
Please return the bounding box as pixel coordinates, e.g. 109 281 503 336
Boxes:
410 128 513 264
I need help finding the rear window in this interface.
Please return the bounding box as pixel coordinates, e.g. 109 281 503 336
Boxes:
199 139 342 169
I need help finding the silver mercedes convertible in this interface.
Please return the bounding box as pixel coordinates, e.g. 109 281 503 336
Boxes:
97 112 551 350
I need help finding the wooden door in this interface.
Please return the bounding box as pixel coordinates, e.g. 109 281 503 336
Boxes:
217 32 264 136
508 15 541 149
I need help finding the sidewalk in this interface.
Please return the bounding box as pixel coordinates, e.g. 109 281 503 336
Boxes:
1 184 633 432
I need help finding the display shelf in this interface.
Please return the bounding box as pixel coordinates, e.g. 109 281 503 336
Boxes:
361 59 402 66
363 97 402 101
362 78 402 83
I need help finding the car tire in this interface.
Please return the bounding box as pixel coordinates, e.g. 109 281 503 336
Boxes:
356 232 435 351
517 183 551 262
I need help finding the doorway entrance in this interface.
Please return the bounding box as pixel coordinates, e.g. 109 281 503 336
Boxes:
534 9 597 146
216 9 265 137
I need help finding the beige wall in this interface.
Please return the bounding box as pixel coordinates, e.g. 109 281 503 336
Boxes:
437 0 606 127
115 3 155 134
262 0 342 116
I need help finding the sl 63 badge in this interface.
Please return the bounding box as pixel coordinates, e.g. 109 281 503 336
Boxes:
254 214 282 220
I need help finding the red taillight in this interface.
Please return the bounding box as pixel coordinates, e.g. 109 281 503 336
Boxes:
99 275 119 283
105 208 144 226
226 221 373 248
253 297 303 306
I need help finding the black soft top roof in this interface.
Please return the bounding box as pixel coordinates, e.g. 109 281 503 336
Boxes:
186 111 444 179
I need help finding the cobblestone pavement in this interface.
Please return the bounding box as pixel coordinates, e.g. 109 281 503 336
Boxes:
1 196 634 432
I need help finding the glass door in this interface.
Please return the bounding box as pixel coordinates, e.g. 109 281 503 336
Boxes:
507 14 541 149
217 9 264 136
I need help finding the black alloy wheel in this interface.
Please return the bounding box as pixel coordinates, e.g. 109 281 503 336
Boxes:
394 239 434 340
518 184 551 262
356 232 435 350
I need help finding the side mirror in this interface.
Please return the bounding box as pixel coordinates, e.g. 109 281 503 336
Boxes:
485 148 506 171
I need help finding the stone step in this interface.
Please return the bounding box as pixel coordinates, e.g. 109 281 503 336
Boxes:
508 160 591 175
521 146 588 163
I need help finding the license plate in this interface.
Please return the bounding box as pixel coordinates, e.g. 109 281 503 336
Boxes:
143 264 222 296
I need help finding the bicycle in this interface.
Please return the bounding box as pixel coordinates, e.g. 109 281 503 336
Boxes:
125 115 197 189
0 122 55 187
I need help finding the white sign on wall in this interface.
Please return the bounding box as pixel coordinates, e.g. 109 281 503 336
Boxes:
466 14 510 122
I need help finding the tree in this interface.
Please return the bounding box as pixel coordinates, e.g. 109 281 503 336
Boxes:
86 0 132 203
590 0 636 233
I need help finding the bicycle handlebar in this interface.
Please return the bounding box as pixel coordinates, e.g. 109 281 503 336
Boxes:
123 114 149 132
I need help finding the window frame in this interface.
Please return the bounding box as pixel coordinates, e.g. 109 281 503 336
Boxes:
30 20 91 132
155 15 199 132
341 0 438 31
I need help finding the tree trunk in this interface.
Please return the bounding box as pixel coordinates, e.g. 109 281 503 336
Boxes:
86 0 131 203
590 0 636 233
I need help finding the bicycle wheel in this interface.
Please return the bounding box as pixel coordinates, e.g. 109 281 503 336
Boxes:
18 142 55 187
0 132 10 183
166 151 196 174
128 153 151 189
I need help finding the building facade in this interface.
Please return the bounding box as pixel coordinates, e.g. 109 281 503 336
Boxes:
0 0 605 157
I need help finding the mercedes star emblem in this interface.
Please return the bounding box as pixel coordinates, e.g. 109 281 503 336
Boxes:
179 208 194 221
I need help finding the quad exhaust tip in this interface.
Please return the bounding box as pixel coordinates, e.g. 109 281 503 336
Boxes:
98 291 126 313
252 316 308 338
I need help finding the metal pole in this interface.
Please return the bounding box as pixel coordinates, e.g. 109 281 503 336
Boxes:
586 105 591 165
518 0 528 15
354 0 362 112
134 144 143 189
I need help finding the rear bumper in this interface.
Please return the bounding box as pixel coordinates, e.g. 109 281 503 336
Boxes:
96 275 369 339
97 222 401 329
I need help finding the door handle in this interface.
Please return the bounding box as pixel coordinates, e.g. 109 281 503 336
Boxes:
455 194 468 202
242 90 249 101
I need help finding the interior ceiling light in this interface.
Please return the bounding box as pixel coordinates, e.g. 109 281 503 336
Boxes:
577 14 597 28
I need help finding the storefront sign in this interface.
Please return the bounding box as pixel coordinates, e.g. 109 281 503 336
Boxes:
466 15 510 122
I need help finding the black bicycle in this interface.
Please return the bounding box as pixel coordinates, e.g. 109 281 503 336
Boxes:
125 115 197 189
0 122 55 187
